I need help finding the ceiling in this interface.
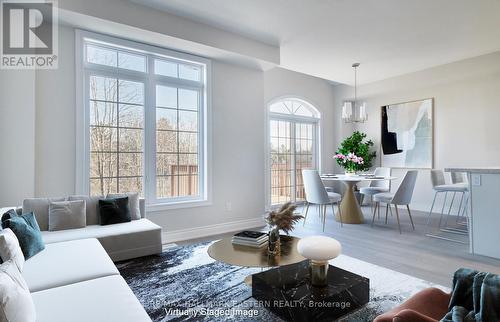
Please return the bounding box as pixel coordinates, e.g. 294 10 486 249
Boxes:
132 0 500 85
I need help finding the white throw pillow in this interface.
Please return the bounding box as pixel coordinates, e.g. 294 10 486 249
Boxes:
0 229 24 272
48 200 86 231
0 260 36 322
107 193 141 220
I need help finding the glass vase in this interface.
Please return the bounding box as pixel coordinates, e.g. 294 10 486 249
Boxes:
268 226 281 256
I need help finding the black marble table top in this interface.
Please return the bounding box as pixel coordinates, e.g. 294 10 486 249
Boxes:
252 260 369 321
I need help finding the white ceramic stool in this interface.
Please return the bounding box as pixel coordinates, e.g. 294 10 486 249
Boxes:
297 236 342 286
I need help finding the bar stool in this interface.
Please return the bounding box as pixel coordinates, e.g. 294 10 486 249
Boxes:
426 170 468 243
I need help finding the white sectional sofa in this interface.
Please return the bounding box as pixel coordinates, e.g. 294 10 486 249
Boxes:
23 238 152 322
19 197 162 261
2 195 164 321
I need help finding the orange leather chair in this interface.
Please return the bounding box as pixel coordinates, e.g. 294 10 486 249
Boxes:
374 287 451 322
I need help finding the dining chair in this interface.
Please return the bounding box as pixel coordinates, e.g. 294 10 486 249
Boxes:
360 167 391 213
302 169 343 231
372 170 418 234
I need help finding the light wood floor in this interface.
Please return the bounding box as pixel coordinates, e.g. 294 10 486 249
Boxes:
176 204 500 287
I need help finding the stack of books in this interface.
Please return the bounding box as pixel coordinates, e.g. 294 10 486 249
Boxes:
232 231 268 248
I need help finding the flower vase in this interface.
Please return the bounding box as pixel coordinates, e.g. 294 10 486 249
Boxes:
344 170 356 177
268 226 281 256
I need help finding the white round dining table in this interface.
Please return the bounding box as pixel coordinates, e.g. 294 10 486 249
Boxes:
320 175 397 224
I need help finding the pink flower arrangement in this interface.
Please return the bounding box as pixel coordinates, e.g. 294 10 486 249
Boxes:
333 152 364 172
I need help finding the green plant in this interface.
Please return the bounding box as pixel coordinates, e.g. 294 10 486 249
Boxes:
335 131 376 172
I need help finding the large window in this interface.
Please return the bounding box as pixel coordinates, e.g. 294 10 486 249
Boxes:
77 31 210 207
267 98 320 206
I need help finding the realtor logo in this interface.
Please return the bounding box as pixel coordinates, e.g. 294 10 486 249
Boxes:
1 0 58 69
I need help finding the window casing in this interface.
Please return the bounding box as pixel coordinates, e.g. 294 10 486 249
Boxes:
76 31 211 208
267 98 321 206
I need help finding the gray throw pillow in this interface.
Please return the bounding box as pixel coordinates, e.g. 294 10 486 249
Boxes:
67 195 103 225
48 200 86 231
107 193 141 220
22 197 65 231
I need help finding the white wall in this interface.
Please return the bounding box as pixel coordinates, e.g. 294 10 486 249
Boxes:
333 51 500 211
35 26 76 197
0 70 36 205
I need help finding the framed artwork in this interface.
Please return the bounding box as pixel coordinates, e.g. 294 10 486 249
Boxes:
380 98 433 169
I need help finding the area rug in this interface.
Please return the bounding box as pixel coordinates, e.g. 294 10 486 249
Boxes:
116 242 448 321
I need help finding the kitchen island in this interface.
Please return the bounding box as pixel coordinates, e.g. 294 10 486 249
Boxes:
445 167 500 259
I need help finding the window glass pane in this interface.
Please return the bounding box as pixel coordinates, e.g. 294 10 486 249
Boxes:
157 131 177 153
179 132 197 153
178 89 198 110
179 64 201 81
119 129 143 152
269 102 290 115
179 154 198 174
156 108 177 131
157 154 177 176
156 85 177 108
118 177 143 195
90 126 117 152
90 101 117 127
178 110 198 132
90 177 117 196
178 175 198 197
119 80 144 105
86 45 117 67
154 59 177 78
90 76 117 101
119 105 143 128
294 105 313 117
157 176 177 198
118 52 146 72
90 152 117 178
119 153 143 176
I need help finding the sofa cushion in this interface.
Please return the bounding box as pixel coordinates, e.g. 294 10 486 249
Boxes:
108 193 141 220
0 260 36 322
32 275 151 322
0 228 25 271
23 238 119 292
99 197 131 225
22 197 65 231
67 195 103 225
4 213 45 260
1 208 18 225
48 200 86 231
41 219 162 261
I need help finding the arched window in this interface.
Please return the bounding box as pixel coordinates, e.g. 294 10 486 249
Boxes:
267 98 320 206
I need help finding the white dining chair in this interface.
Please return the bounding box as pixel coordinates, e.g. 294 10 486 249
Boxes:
372 170 418 234
302 169 343 231
360 167 391 213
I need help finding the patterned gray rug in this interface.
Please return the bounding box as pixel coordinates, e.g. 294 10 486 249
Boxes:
116 242 447 321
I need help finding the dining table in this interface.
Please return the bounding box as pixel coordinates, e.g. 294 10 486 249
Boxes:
320 174 397 224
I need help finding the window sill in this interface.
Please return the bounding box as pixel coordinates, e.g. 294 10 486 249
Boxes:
146 199 211 212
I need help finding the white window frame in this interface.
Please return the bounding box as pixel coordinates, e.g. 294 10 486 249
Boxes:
265 97 321 209
75 30 212 211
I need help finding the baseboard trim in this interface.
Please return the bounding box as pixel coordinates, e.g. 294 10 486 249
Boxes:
162 217 266 243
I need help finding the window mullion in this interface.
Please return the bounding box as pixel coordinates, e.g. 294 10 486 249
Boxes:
290 122 297 203
145 55 156 203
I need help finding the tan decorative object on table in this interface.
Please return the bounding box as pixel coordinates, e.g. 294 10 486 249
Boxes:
266 202 303 255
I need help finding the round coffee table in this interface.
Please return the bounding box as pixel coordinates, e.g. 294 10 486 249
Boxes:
207 235 305 285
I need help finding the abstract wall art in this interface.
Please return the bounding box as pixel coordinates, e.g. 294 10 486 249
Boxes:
381 98 433 168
